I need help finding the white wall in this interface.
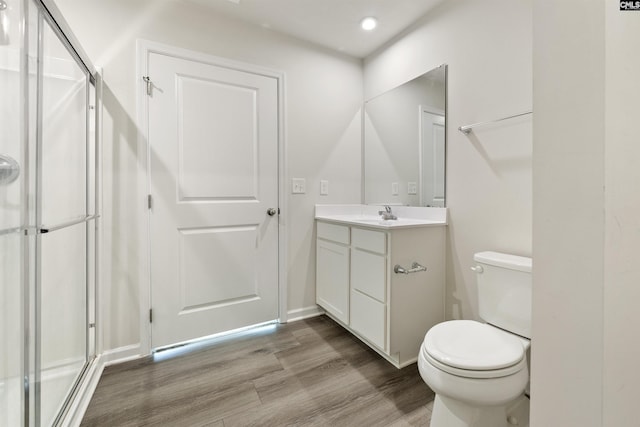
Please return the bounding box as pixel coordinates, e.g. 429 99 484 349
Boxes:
364 0 532 321
602 2 640 424
531 0 604 423
54 0 363 352
532 0 640 425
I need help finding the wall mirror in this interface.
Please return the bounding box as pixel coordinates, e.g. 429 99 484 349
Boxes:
364 64 446 207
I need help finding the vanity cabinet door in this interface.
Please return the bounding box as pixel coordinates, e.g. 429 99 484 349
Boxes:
350 289 386 351
317 221 349 245
316 239 349 324
351 248 386 302
352 228 386 254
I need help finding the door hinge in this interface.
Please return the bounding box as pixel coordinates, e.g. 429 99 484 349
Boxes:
149 308 153 323
147 194 153 210
142 76 152 96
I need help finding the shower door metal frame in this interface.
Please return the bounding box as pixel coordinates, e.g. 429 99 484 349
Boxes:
16 0 100 425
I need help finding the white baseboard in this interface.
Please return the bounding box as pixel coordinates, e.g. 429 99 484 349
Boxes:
102 343 145 366
286 305 324 323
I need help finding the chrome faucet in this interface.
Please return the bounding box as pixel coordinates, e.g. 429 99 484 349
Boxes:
378 205 397 220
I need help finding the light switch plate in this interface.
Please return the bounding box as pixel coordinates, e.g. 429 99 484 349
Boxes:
320 180 329 195
292 178 306 194
408 182 417 195
391 182 399 196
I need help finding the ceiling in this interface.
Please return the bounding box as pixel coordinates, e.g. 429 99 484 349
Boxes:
184 0 444 58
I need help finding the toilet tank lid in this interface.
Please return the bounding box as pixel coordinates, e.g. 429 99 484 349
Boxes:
474 251 532 273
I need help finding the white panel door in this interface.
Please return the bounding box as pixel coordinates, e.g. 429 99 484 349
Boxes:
421 110 445 207
148 51 279 348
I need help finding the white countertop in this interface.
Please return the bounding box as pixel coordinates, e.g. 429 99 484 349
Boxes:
315 204 447 229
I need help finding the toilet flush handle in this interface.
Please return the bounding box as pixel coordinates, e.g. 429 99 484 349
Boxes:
470 265 484 273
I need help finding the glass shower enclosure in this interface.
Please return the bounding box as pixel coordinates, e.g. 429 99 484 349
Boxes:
1 0 98 425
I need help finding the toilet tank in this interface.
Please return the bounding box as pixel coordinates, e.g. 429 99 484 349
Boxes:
473 251 532 339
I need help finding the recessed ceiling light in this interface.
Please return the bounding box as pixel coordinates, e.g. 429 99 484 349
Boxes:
360 17 378 31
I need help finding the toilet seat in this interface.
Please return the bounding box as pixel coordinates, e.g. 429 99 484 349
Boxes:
423 320 527 379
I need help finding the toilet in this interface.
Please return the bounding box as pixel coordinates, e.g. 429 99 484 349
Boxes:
418 251 532 427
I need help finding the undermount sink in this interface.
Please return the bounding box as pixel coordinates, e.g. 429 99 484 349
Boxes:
351 216 395 223
341 216 402 225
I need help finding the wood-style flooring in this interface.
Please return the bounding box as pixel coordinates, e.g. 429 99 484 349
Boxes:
81 315 435 426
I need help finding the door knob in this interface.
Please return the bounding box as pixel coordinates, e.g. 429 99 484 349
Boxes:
267 208 278 216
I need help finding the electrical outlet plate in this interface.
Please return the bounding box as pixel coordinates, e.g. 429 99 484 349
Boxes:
292 178 306 194
408 182 417 195
320 180 329 195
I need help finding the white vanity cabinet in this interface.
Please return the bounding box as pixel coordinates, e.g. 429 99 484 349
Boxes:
316 219 445 368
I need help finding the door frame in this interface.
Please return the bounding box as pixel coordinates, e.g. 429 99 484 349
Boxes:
135 40 287 355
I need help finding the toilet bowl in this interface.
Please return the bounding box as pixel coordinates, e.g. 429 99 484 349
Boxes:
419 252 532 427
419 320 530 427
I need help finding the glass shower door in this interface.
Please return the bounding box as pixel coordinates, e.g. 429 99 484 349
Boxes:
0 0 26 425
0 1 97 425
37 12 94 427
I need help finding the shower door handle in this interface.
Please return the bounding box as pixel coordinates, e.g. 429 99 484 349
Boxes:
0 154 20 184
